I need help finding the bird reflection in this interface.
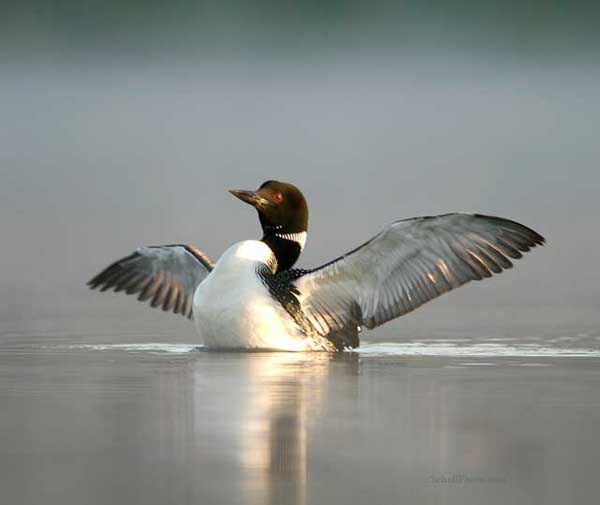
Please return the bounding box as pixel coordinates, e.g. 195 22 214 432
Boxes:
239 352 356 505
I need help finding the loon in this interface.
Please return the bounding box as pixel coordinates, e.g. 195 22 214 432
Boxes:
88 180 545 351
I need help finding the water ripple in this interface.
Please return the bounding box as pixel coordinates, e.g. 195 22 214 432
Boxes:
38 340 600 358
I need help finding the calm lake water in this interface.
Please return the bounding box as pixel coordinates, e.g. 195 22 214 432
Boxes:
2 312 600 505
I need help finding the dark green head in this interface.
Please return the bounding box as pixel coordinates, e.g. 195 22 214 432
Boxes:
229 180 308 235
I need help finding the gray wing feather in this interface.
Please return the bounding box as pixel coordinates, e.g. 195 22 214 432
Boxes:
294 214 544 335
88 244 214 319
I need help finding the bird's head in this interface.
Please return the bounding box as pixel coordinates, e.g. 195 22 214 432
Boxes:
229 180 308 235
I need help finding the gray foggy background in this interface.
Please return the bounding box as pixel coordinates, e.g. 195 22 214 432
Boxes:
1 1 599 340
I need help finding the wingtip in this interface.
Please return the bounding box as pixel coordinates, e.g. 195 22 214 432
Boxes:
526 232 545 249
87 278 100 289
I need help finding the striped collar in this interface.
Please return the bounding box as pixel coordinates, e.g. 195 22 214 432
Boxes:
274 231 307 251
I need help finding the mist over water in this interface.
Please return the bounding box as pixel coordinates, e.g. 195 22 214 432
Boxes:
2 52 599 337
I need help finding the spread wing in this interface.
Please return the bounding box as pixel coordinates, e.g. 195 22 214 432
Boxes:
88 245 214 319
292 214 544 336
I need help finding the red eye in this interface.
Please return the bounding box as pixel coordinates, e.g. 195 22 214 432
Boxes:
273 192 283 203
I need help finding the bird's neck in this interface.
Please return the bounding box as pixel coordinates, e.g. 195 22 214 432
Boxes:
261 231 306 272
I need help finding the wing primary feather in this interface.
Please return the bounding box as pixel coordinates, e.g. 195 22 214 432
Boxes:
172 286 183 314
114 271 139 293
162 284 174 311
184 296 194 319
150 282 166 308
495 237 523 258
95 267 124 291
473 244 503 273
125 274 150 295
88 254 136 288
477 238 513 269
466 249 493 278
138 275 161 301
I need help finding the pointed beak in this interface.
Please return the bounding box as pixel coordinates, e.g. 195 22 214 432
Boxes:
229 189 270 208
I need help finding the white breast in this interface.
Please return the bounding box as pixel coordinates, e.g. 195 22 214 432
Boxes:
192 241 319 351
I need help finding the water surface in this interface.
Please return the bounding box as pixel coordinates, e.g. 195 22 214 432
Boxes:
2 321 600 505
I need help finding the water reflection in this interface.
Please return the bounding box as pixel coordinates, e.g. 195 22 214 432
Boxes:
234 352 353 505
93 348 358 505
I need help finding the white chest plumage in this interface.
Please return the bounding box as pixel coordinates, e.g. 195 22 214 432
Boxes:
192 241 314 351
